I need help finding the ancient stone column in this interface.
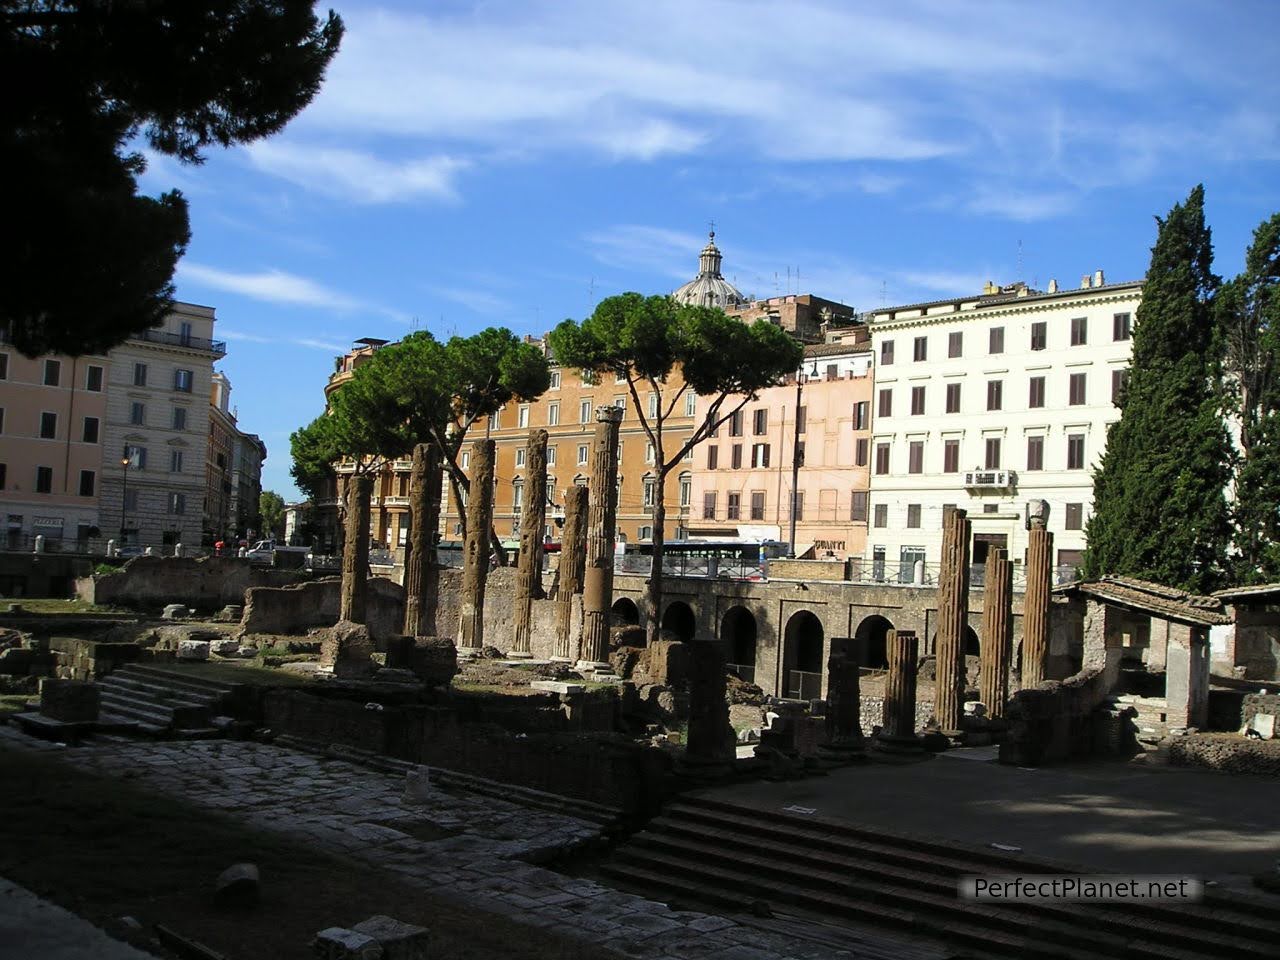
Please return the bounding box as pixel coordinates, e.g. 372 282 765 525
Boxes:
457 439 495 654
579 405 623 670
679 639 735 778
403 443 442 637
934 505 971 735
878 629 920 746
554 485 589 661
1022 521 1054 688
822 651 865 758
339 473 373 624
979 547 1013 719
511 429 549 657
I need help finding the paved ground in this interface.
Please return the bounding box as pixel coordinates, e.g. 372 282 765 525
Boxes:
0 727 908 960
716 746 1280 887
0 879 159 960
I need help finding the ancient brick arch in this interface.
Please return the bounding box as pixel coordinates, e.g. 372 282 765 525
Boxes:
854 614 894 669
782 610 825 700
660 600 697 642
720 605 758 682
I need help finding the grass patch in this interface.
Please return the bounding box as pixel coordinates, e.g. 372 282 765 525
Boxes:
2 598 127 614
0 693 33 715
0 745 616 960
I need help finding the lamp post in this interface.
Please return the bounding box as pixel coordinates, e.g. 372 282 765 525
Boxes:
119 451 132 543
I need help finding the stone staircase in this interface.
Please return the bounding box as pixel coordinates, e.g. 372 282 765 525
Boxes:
96 664 236 739
1113 694 1174 745
599 793 1280 960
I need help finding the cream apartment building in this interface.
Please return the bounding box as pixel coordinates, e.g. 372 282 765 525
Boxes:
866 273 1141 583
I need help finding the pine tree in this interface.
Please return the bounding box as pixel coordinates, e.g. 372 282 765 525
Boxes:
1083 185 1232 592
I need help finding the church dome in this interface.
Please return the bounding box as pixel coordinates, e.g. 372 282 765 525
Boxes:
672 231 746 309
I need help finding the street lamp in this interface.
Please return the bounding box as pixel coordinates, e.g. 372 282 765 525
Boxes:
119 451 132 543
788 356 820 557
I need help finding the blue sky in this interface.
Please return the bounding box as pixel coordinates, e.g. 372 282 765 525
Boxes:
146 0 1280 500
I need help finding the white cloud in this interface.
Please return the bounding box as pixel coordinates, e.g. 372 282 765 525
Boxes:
178 263 366 310
244 142 468 204
220 327 349 353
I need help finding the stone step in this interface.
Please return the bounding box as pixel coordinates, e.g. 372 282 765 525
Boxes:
427 766 626 828
119 664 237 696
97 672 221 707
96 711 170 738
96 690 211 729
668 795 1280 942
632 820 1274 960
95 694 180 727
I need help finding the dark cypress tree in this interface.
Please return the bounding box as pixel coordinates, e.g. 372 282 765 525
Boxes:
1083 185 1232 592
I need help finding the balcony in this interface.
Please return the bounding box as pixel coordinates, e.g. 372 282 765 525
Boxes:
129 328 227 356
964 469 1015 490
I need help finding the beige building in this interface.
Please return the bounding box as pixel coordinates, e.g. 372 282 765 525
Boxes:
0 339 110 548
205 371 267 544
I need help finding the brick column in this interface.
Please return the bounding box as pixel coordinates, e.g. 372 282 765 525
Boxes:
1022 521 1054 688
510 429 549 657
934 505 971 734
979 547 1013 719
877 629 921 748
403 443 442 637
339 473 373 624
457 439 495 655
579 406 623 670
554 485 588 661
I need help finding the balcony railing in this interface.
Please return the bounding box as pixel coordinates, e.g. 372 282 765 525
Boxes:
128 328 227 356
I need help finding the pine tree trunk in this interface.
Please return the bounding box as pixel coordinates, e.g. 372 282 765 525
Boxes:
645 480 667 645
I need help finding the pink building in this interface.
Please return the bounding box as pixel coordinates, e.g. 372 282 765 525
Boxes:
687 343 874 560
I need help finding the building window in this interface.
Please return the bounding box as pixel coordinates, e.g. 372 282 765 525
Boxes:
1111 369 1129 404
948 331 963 358
1029 376 1045 409
512 480 524 511
462 451 470 469
880 340 895 365
985 437 1001 469
707 445 719 469
1030 321 1047 351
124 445 147 469
1113 313 1132 342
170 450 184 473
1065 502 1084 530
576 444 588 465
855 437 869 466
751 443 770 468
43 359 61 386
725 410 741 437
731 444 743 469
943 438 960 473
515 447 527 468
685 391 697 417
613 396 626 417
645 442 655 464
945 382 961 414
549 370 561 389
581 370 598 386
0 353 7 379
1027 436 1044 471
579 400 591 423
906 504 921 528
1069 372 1087 405
86 365 104 391
179 321 193 344
40 411 57 439
913 336 928 362
908 440 924 474
752 408 768 435
1071 316 1088 346
796 404 807 434
133 362 147 387
750 491 765 521
168 492 186 515
646 394 659 419
878 388 892 418
130 402 145 425
36 466 53 493
989 326 1005 355
173 406 187 430
987 380 1003 411
873 503 888 528
0 463 5 488
174 368 193 392
546 401 559 426
79 470 95 497
851 491 868 522
874 443 890 475
1067 433 1086 470
703 492 717 520
793 491 804 521
852 401 869 430
910 386 926 416
517 405 530 428
727 492 741 520
82 417 99 443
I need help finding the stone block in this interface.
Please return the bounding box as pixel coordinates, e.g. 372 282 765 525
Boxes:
319 621 377 679
351 915 430 960
531 680 585 695
215 604 243 623
39 678 99 722
214 862 260 909
312 927 384 959
210 637 240 657
177 639 211 661
385 635 456 688
162 603 190 620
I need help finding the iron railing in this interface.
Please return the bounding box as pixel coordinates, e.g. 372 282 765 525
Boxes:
128 328 227 356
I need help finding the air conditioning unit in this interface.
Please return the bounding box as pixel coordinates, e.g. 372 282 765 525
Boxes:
964 470 1014 489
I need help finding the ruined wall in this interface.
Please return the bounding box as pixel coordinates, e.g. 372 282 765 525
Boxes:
47 636 143 680
81 556 300 612
1230 604 1280 680
999 665 1127 766
1168 735 1280 776
859 695 934 735
1241 692 1280 731
428 566 580 656
240 576 405 639
0 553 93 598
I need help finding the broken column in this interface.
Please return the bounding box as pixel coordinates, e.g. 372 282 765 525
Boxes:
511 429 549 657
1022 515 1054 688
821 650 865 760
554 485 589 661
403 443 442 637
457 438 495 655
876 629 921 751
339 473 374 624
979 547 1013 719
578 405 623 671
678 639 735 778
934 505 971 736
